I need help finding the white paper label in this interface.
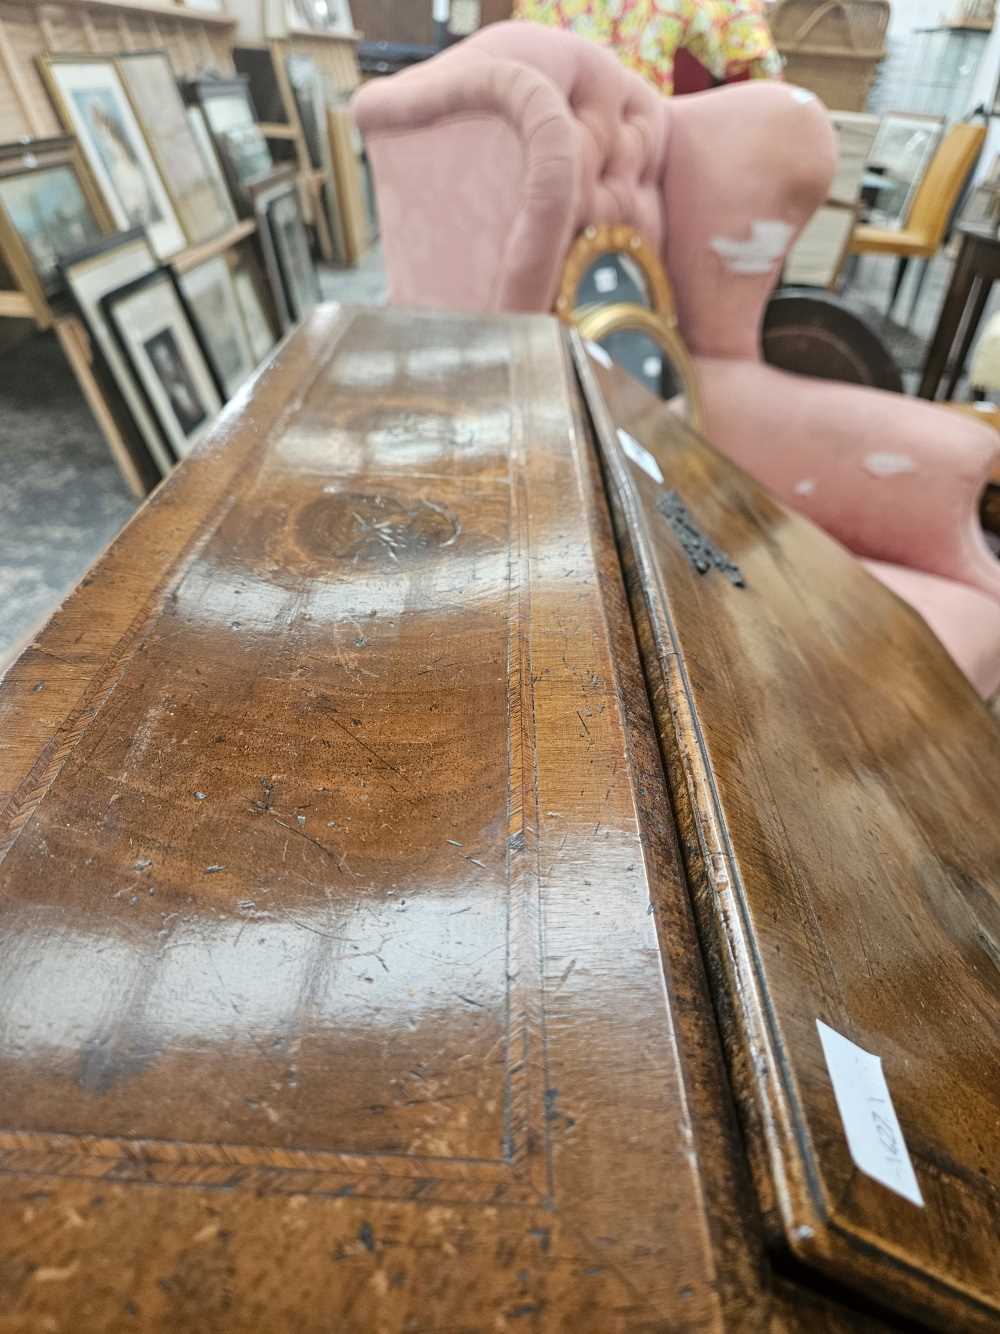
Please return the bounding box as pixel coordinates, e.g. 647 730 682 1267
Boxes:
617 429 664 485
816 1020 923 1208
594 266 618 294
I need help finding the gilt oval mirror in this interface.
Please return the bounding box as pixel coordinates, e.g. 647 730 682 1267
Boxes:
555 224 675 322
577 303 703 432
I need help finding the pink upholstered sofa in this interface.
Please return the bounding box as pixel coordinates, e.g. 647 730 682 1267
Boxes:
354 22 1000 700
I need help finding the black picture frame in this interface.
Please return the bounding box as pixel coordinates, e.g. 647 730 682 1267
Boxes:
99 266 223 461
265 185 319 324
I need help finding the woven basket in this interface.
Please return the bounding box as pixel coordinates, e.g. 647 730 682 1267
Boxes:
771 0 890 112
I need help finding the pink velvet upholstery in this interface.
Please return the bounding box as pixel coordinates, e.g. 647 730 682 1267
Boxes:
354 22 1000 698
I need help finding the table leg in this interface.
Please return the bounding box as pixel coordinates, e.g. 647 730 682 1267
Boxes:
918 236 978 399
945 276 992 400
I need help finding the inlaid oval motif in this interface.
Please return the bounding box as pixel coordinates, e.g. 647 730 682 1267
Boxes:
295 491 460 564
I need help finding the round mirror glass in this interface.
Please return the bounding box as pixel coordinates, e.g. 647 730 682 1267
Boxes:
575 251 652 311
597 329 684 404
582 309 699 428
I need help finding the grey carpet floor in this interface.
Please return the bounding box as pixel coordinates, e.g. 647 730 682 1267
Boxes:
0 328 137 657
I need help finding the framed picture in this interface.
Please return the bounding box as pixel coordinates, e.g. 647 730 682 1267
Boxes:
960 153 1000 231
61 230 174 477
102 269 223 458
184 77 273 215
185 106 237 221
327 102 370 264
268 186 319 322
39 56 186 259
286 56 330 172
252 171 318 329
290 0 353 34
866 113 944 230
117 51 236 246
177 254 255 399
234 263 276 365
0 137 110 314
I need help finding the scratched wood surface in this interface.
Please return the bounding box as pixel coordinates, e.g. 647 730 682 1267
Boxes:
0 305 898 1332
574 340 1000 1334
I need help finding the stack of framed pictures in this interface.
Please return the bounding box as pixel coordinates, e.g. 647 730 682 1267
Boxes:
38 53 243 256
0 47 326 492
60 229 280 477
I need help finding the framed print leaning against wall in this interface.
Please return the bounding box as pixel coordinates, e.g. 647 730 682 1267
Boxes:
0 136 110 317
102 269 223 458
251 169 317 329
40 57 186 259
233 261 276 365
177 254 255 399
117 51 236 246
61 230 174 478
184 77 272 215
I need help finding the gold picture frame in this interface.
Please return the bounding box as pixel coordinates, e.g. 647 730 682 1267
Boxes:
38 54 187 260
0 136 113 326
116 50 237 247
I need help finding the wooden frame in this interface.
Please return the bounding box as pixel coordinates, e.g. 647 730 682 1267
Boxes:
575 302 703 433
116 49 237 245
326 100 368 264
101 265 223 458
555 224 676 323
39 53 188 259
0 135 112 324
783 202 858 291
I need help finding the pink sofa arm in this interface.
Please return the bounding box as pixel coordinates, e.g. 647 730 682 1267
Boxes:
696 358 1000 602
664 83 837 360
353 54 579 312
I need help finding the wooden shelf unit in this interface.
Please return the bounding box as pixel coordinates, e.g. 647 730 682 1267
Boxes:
235 33 362 264
39 0 237 29
0 0 334 495
170 217 257 274
0 0 237 141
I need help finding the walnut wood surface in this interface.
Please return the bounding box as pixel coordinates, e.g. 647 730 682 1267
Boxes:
574 339 1000 1333
0 305 848 1333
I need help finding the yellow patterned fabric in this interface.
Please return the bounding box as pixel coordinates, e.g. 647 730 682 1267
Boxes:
512 0 782 95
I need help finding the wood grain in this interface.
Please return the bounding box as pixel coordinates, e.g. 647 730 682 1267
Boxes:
0 305 780 1332
574 336 1000 1334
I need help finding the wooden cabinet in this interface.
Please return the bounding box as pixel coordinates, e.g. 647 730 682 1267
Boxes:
0 306 996 1331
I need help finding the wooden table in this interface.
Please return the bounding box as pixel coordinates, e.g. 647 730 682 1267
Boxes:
0 306 997 1332
918 224 1000 400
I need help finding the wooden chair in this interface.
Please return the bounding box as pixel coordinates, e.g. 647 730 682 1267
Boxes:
849 120 986 322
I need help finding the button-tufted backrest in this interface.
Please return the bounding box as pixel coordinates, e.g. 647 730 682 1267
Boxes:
465 23 669 255
355 22 834 338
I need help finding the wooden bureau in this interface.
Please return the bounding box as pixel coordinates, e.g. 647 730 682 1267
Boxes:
0 306 997 1332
